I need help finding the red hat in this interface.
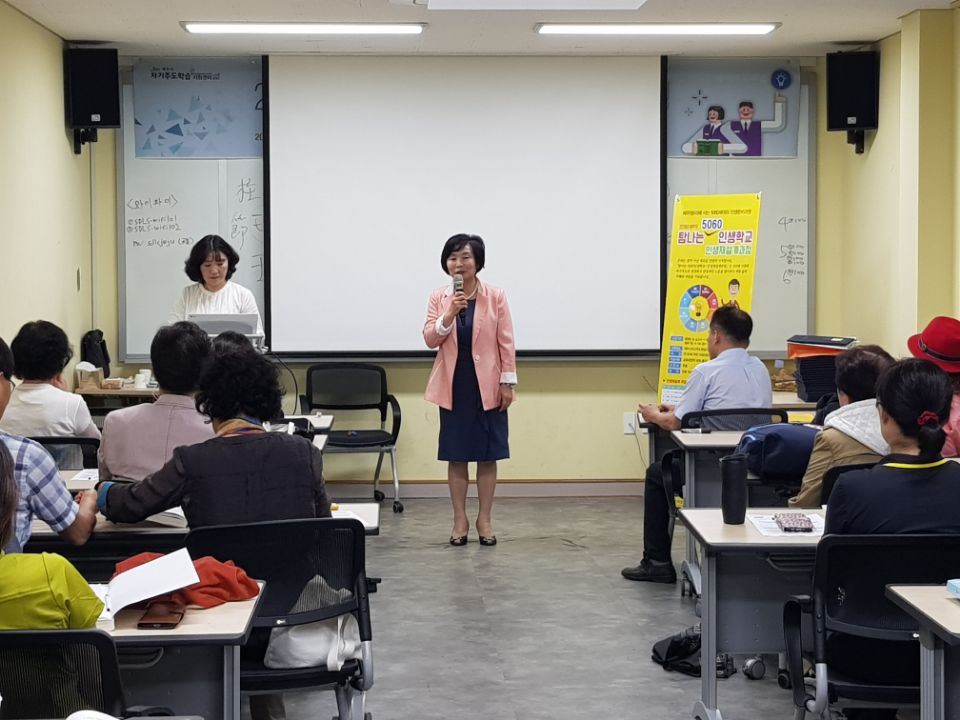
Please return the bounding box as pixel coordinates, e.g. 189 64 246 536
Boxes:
907 316 960 373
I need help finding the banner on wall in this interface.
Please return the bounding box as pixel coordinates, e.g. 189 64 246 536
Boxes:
658 193 762 404
133 58 262 158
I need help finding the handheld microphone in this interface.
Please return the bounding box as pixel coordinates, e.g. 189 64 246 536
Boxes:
453 274 465 319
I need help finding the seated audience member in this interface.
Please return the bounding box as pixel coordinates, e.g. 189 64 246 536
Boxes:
0 337 96 551
98 322 214 481
623 306 772 583
789 345 895 507
98 347 330 527
97 347 330 720
907 316 960 456
212 330 255 354
824 358 960 720
0 439 102 629
0 320 100 468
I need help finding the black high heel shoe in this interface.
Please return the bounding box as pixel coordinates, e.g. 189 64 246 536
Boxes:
449 534 468 546
478 535 497 546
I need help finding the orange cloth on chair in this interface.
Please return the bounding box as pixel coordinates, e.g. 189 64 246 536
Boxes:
115 552 259 608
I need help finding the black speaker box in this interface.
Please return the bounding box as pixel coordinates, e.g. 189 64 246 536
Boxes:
826 51 879 131
64 48 121 129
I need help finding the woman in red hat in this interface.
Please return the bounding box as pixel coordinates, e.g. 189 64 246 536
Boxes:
908 316 960 456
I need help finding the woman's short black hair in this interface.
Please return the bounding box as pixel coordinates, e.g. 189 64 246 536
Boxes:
151 322 211 394
707 105 725 120
11 321 73 380
184 235 240 283
195 348 282 423
212 331 255 355
440 233 485 275
834 344 895 402
0 337 13 381
0 441 18 550
876 358 954 458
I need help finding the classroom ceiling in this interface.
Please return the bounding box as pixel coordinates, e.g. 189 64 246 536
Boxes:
7 0 953 57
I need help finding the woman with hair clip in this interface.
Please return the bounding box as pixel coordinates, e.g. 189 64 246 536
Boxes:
824 358 960 720
825 358 960 535
0 440 102 629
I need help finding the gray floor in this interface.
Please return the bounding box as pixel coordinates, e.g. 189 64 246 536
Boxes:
260 496 801 720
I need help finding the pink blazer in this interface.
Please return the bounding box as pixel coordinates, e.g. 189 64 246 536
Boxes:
423 281 517 411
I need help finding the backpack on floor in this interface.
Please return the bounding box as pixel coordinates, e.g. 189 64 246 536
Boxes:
651 625 702 677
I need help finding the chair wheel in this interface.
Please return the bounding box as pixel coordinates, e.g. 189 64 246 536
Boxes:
393 501 404 513
743 656 766 680
373 490 385 502
777 669 792 689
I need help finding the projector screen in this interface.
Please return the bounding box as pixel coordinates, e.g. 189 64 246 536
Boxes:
267 55 663 355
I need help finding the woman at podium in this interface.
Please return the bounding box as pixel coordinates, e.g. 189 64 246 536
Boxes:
169 235 263 336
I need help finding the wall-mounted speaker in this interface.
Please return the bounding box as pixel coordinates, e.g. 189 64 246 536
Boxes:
826 51 879 153
64 48 120 130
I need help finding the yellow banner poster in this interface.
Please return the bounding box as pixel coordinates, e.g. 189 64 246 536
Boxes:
658 193 762 404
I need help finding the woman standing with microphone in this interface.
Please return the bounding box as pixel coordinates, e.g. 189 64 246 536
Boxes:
424 234 516 546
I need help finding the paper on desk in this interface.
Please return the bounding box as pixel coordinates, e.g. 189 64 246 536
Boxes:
332 509 367 527
92 547 199 628
748 514 825 537
71 468 99 483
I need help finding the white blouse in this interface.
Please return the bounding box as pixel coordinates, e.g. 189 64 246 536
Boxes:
170 281 263 335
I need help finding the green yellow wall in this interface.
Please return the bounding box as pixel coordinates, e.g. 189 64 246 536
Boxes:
0 2 93 354
6 1 960 485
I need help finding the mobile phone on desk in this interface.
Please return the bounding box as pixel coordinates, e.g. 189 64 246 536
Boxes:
137 601 185 629
680 428 711 434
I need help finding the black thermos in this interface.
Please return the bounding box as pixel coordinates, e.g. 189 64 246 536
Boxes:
720 453 748 525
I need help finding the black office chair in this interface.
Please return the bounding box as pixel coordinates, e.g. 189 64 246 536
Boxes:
0 629 172 718
186 518 374 720
784 534 960 719
821 462 877 506
29 436 100 470
300 363 403 513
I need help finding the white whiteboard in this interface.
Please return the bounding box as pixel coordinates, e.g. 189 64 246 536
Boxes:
118 84 265 360
666 81 814 355
268 56 663 355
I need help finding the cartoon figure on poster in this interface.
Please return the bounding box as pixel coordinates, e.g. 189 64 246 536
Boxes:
668 60 800 159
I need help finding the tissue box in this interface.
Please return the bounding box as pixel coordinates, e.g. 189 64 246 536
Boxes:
75 367 104 391
947 579 960 598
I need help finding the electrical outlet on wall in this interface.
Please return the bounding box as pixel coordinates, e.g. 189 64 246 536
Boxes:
623 411 636 435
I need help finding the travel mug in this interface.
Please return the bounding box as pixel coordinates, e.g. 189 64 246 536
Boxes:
720 453 748 525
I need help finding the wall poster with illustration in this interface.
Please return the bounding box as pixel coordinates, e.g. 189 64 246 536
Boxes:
666 58 814 356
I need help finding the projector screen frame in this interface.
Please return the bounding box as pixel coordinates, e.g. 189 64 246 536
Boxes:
262 54 668 361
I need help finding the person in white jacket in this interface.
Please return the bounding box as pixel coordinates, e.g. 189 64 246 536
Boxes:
790 345 895 507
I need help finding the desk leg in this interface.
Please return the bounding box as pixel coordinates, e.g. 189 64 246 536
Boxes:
693 550 722 720
919 630 945 720
224 645 240 720
681 451 702 597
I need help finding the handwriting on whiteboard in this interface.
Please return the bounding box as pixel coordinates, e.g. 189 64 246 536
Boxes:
228 176 264 282
779 243 806 285
777 216 807 233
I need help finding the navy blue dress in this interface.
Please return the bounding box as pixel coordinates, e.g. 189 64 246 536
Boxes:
438 299 510 462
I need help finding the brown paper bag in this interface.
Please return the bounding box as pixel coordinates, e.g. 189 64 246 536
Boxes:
75 367 104 392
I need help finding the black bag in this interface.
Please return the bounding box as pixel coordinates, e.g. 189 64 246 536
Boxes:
80 329 110 378
651 625 702 677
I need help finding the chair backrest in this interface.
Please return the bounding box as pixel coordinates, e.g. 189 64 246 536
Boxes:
815 534 960 642
302 363 388 418
0 629 125 718
680 408 789 432
821 462 876 505
29 436 100 470
186 518 369 631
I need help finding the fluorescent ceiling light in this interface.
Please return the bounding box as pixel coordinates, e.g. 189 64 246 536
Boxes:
182 22 425 35
537 23 778 36
428 0 645 8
